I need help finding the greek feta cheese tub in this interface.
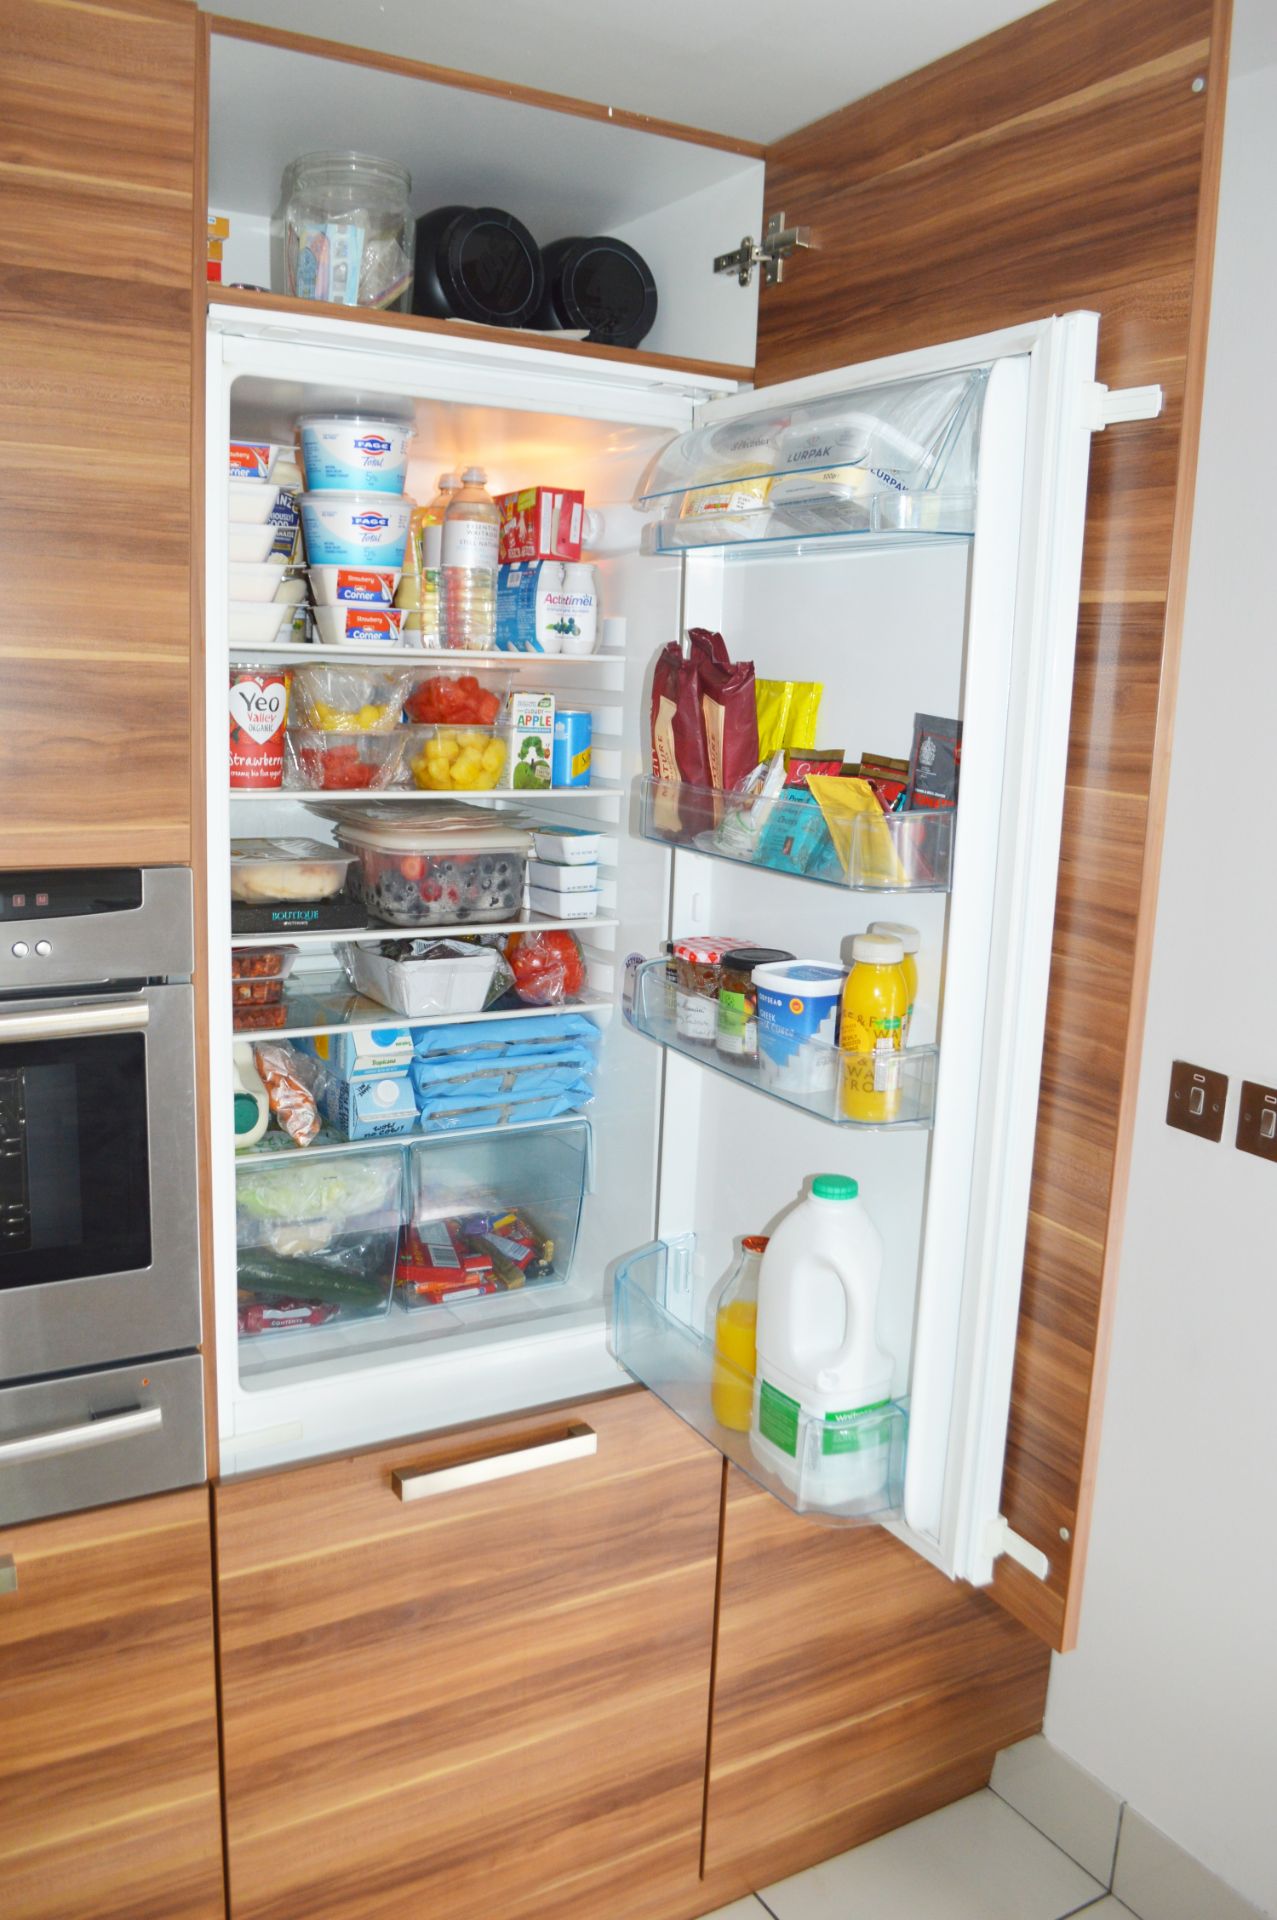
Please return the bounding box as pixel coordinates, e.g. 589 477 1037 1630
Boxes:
755 959 845 1093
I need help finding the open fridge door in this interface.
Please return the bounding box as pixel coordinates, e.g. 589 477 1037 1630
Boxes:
612 313 1103 1590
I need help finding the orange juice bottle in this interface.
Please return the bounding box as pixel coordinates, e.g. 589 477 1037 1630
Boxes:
868 920 919 1041
711 1235 768 1431
839 934 909 1122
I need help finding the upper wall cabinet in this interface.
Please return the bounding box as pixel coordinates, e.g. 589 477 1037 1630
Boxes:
0 0 199 868
206 25 764 372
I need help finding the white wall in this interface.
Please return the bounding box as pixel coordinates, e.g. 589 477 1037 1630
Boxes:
1043 28 1277 1918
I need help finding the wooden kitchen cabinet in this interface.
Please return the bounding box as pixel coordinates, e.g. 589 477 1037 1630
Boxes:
215 1388 723 1920
0 1487 225 1920
0 0 200 867
701 1469 1050 1896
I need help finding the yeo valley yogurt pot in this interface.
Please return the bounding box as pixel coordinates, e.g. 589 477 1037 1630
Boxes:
301 490 414 567
755 959 845 1093
299 415 413 492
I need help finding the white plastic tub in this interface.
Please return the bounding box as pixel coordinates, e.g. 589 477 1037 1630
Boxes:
309 565 401 606
301 490 414 567
313 602 410 647
228 559 288 602
344 943 499 1015
527 858 599 893
529 885 599 920
227 600 293 644
228 523 278 564
299 415 413 493
228 480 286 526
530 827 601 866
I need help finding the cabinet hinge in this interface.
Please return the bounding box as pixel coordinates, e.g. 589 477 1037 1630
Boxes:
1087 382 1164 431
984 1514 1050 1581
713 211 811 289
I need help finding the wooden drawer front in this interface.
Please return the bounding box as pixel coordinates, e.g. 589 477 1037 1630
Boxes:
216 1388 723 1920
0 1487 225 1920
703 1469 1051 1894
0 0 196 869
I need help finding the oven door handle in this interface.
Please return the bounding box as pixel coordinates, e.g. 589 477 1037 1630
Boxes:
0 1001 149 1045
0 1404 162 1465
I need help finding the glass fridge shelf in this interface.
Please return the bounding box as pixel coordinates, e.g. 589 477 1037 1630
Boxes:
624 959 937 1131
638 778 954 892
612 1234 908 1527
639 516 974 560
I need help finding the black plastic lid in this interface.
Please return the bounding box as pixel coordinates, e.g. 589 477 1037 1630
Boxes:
537 234 658 348
412 205 544 328
719 947 796 972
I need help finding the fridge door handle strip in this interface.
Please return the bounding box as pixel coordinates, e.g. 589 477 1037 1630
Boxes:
392 1424 597 1502
0 1404 163 1465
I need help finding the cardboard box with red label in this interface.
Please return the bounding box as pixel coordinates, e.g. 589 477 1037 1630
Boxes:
497 487 585 564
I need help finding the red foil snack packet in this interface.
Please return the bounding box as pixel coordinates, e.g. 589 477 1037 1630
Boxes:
691 628 759 795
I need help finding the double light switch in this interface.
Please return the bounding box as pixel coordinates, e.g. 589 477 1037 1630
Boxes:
1166 1061 1277 1162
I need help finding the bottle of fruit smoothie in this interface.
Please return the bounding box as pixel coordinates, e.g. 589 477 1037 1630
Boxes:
710 1235 768 1432
839 933 909 1123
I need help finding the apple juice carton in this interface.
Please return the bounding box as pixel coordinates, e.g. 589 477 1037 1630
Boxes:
501 691 555 791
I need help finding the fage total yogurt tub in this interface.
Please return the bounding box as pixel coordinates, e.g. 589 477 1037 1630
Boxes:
299 414 413 492
301 490 414 567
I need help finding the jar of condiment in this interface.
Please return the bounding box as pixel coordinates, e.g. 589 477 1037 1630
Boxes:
674 935 748 1046
716 947 795 1063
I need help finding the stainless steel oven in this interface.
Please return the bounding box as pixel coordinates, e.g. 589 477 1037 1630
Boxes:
0 867 205 1524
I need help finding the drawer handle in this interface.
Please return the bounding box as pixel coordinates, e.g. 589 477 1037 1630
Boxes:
0 1555 15 1597
0 1404 162 1466
392 1423 597 1503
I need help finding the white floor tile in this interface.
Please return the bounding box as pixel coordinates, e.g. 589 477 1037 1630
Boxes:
758 1789 1106 1920
991 1734 1123 1885
699 1903 769 1920
1069 1902 1137 1917
1112 1809 1266 1920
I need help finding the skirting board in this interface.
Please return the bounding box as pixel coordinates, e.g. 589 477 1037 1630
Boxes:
990 1736 1265 1920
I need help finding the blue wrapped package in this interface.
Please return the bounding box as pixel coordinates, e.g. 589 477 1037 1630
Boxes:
415 1085 594 1134
411 1013 602 1056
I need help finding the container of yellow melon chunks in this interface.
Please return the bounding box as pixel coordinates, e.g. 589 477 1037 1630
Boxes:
806 776 907 888
404 725 509 792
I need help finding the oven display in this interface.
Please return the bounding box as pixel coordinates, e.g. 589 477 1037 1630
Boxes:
0 1036 151 1289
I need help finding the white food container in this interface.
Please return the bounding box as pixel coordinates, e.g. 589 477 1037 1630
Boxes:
313 603 410 648
527 858 599 893
228 479 289 526
309 565 402 607
299 415 414 493
528 885 599 921
230 441 290 483
344 944 500 1016
300 490 414 568
228 523 279 564
530 827 601 866
229 559 288 603
227 600 293 643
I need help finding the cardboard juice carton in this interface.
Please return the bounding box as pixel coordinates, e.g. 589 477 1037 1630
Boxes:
501 691 555 791
497 487 584 564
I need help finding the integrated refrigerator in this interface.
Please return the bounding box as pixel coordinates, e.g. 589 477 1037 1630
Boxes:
207 298 1140 1598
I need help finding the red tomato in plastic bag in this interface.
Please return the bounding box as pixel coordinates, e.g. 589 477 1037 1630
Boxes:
504 930 586 1005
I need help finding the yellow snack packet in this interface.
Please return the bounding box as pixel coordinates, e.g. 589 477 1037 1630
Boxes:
755 679 794 759
784 681 823 748
807 776 905 886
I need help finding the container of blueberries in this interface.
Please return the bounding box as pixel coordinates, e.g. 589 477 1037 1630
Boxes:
329 802 532 927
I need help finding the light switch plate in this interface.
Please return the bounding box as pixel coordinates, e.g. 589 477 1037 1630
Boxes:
1236 1080 1277 1163
1166 1060 1227 1141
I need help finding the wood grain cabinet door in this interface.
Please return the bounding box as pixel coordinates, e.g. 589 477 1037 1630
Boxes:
215 1389 723 1920
0 1487 226 1920
0 0 199 867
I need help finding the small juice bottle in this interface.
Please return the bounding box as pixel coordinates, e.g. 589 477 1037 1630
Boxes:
711 1235 768 1432
868 920 919 1041
840 933 909 1122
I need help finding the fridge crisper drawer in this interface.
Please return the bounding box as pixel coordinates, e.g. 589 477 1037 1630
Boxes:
612 1237 906 1528
0 1355 205 1528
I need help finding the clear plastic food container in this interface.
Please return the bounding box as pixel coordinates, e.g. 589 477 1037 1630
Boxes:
291 664 413 733
283 152 414 313
232 1000 290 1031
230 838 356 904
284 729 408 792
333 803 531 927
232 976 286 1006
230 946 299 982
236 1147 403 1337
403 724 509 792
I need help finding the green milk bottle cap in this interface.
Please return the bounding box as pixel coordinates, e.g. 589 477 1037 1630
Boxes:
812 1174 858 1200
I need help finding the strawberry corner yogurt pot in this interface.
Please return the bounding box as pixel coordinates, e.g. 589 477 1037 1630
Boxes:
229 666 292 789
312 603 411 648
301 490 414 567
308 565 402 606
299 415 413 492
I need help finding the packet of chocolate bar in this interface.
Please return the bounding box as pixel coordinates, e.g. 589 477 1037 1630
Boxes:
906 714 962 811
855 751 910 812
782 748 844 789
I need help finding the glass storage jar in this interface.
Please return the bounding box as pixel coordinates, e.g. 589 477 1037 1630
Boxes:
715 946 796 1064
283 152 414 312
673 935 748 1047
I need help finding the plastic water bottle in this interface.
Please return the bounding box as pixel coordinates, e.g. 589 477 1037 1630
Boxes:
750 1174 896 1509
442 465 498 650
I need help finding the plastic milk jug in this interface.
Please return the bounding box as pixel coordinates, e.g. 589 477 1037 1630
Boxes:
750 1175 895 1508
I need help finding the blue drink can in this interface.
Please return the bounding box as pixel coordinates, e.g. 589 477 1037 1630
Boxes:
552 710 592 787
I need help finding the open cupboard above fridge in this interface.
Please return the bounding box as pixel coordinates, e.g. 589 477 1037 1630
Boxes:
207 298 1147 1598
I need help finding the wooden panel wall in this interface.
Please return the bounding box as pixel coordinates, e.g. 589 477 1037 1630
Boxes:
0 1488 225 1920
0 0 199 867
702 1473 1050 1892
756 0 1230 1648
